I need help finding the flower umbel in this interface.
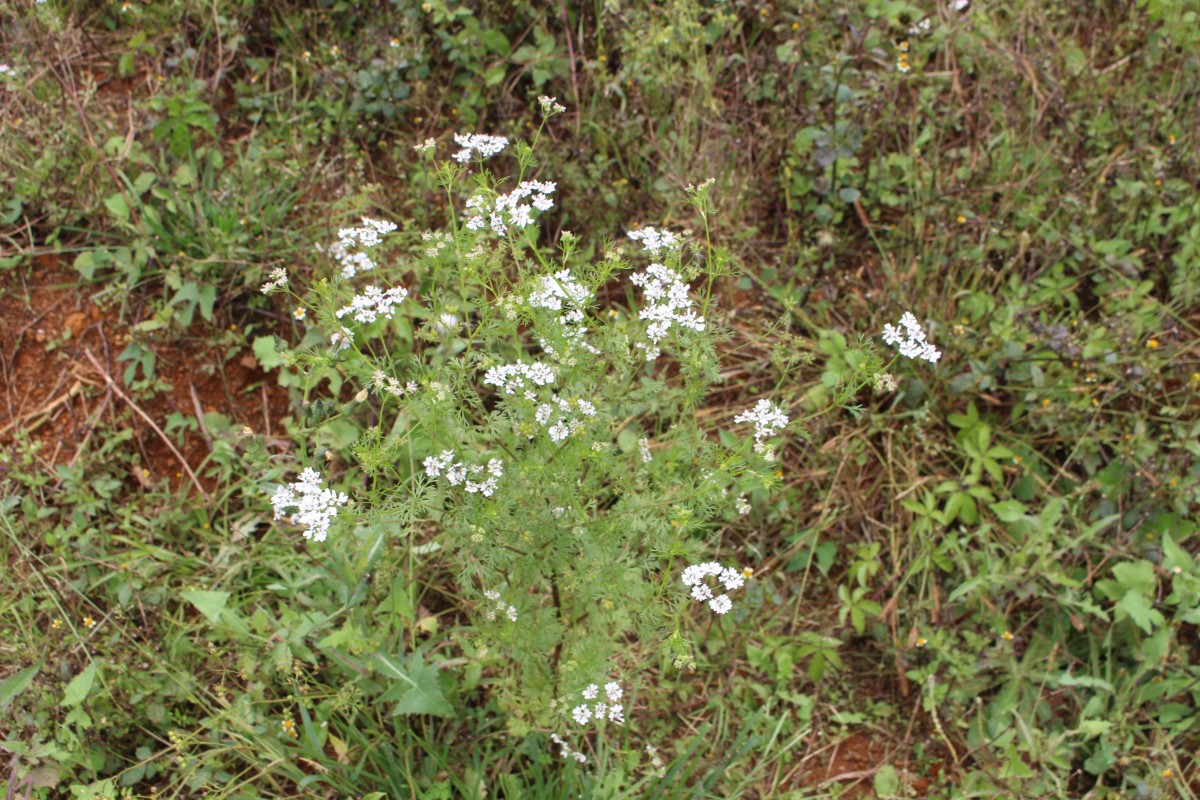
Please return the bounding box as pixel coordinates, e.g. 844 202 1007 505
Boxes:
451 132 509 163
882 312 942 364
270 468 350 542
681 562 745 615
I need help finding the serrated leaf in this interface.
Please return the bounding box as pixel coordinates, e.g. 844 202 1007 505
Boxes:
62 661 99 707
374 653 454 717
0 663 41 709
1115 590 1164 634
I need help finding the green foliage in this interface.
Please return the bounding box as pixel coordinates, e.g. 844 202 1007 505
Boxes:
2 0 1199 796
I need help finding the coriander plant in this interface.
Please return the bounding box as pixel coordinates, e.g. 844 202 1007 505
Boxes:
263 97 902 757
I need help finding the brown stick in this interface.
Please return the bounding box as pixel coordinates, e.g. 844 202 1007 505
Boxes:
82 348 211 506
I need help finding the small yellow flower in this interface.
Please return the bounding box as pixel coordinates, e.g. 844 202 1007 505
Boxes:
422 1 432 11
1163 768 1173 778
1012 456 1022 465
83 615 96 629
293 307 307 321
330 45 340 57
301 51 311 62
899 40 909 52
1147 338 1159 348
791 22 800 30
1041 398 1051 407
956 215 966 224
1168 134 1176 145
281 718 298 738
742 566 754 578
1091 397 1100 406
1191 372 1200 384
1002 630 1014 641
52 618 63 630
1154 179 1162 187
915 636 927 648
390 38 400 48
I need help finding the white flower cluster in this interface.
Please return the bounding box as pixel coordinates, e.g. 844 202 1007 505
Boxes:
464 180 556 235
681 562 745 615
335 285 408 324
549 733 587 764
429 312 460 340
482 590 517 623
413 137 436 153
260 267 288 294
735 494 751 516
882 312 942 364
629 263 706 361
423 451 504 497
627 226 682 254
324 217 397 279
482 361 556 395
734 399 789 441
528 270 599 356
421 230 451 258
538 95 566 115
371 371 419 399
535 396 598 442
638 436 652 464
330 326 354 351
571 681 625 727
451 132 509 163
270 468 349 543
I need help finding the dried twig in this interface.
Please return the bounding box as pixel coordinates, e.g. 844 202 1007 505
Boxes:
83 348 210 506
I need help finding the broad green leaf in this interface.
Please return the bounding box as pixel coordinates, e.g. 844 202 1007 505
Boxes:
62 661 99 707
253 335 286 369
375 653 454 717
104 193 130 222
0 663 41 709
873 765 900 798
181 590 231 624
1076 719 1112 739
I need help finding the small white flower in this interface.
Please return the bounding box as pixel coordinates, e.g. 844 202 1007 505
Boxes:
719 568 745 592
691 583 713 602
627 226 682 254
709 594 733 615
883 312 942 364
582 684 599 700
571 705 592 725
260 267 288 294
604 682 623 703
734 399 789 441
735 494 751 516
538 95 566 114
270 468 349 543
336 285 409 324
413 138 436 153
638 437 652 463
451 132 510 164
629 262 705 361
